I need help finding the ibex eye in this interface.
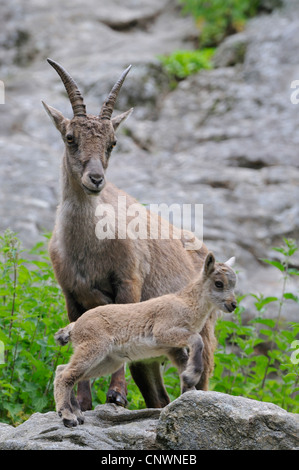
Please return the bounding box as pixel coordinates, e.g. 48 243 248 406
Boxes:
66 134 74 143
215 281 224 288
107 140 117 155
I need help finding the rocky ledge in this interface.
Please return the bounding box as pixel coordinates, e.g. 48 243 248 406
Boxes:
0 391 298 450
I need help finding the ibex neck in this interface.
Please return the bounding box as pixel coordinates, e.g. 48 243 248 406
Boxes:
178 276 214 329
58 157 101 241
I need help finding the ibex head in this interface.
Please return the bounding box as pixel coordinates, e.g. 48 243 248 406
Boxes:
203 252 237 313
42 59 132 195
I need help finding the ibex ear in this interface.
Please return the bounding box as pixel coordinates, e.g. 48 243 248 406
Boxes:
225 256 235 267
181 230 202 251
204 252 215 277
111 108 133 131
42 101 69 134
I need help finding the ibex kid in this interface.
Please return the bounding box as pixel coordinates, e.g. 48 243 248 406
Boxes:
54 252 237 427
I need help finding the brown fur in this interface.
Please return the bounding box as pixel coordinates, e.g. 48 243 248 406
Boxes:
54 253 237 427
43 59 217 410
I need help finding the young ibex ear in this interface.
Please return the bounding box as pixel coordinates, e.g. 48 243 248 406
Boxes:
204 252 215 276
111 108 133 131
42 101 69 134
224 256 236 267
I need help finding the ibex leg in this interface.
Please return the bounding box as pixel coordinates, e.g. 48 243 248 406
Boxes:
129 361 170 408
196 314 217 391
106 365 128 407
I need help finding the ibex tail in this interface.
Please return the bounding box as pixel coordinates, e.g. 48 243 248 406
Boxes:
55 323 75 346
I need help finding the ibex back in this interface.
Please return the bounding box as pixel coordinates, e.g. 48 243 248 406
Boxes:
43 59 217 410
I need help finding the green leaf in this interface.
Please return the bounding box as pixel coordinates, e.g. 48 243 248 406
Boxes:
261 259 285 272
251 317 276 328
253 297 278 311
283 238 298 256
287 268 299 276
283 293 299 303
259 329 273 337
272 247 288 256
282 373 297 383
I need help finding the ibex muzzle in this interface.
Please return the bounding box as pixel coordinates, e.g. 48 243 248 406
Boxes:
81 158 105 194
42 59 132 196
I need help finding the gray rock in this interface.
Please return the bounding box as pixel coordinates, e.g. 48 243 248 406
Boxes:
212 32 248 67
156 391 299 450
1 392 298 450
0 404 161 450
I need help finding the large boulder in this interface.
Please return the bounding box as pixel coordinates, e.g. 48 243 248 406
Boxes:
156 391 299 450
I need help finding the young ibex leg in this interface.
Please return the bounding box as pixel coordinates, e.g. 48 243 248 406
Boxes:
167 347 190 394
106 278 142 407
70 391 84 424
155 327 204 394
55 345 106 427
196 314 217 391
168 347 189 374
64 292 93 411
181 334 204 393
54 364 84 427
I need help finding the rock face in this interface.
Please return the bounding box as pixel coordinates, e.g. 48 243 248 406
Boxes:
0 0 298 321
156 391 299 450
0 392 298 450
0 404 161 450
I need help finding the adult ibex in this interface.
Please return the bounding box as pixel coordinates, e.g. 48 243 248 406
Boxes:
54 253 237 427
43 58 217 410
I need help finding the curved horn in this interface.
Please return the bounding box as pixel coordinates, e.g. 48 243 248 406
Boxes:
99 65 132 120
47 58 86 117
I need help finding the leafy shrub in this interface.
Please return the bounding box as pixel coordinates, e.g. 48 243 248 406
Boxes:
0 230 70 424
0 230 298 425
180 0 260 46
158 48 215 86
211 238 299 412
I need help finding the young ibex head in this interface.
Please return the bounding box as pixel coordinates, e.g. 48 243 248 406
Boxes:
203 252 237 313
42 59 132 195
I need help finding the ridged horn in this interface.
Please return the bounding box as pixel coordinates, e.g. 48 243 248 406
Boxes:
99 65 132 120
47 58 86 117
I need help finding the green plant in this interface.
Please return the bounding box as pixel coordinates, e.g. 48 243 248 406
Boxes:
0 230 70 424
211 238 299 412
1 230 298 425
158 48 215 86
180 0 260 46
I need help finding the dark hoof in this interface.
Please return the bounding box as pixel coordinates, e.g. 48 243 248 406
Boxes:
78 397 92 412
63 418 78 428
106 389 128 407
181 372 198 393
77 416 85 425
